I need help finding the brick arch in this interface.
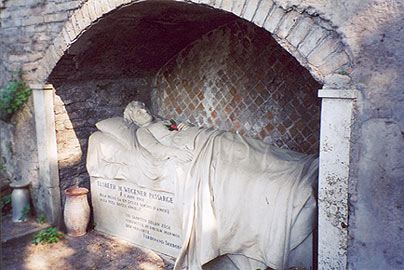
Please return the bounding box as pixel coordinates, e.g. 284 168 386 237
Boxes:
35 0 352 85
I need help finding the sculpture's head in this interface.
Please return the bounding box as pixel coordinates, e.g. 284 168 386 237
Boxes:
124 101 153 126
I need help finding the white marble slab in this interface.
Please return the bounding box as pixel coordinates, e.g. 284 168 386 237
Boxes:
90 177 183 257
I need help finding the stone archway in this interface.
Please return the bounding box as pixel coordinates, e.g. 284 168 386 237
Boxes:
32 0 357 269
34 0 352 85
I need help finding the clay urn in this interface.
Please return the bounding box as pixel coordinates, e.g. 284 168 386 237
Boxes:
64 187 90 237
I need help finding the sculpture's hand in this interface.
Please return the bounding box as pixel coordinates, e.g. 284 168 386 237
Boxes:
170 148 193 162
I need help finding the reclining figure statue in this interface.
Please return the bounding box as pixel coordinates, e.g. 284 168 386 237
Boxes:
87 100 318 270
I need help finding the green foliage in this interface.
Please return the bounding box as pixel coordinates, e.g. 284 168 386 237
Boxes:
32 227 65 245
337 69 348 75
20 204 30 221
0 194 12 215
36 213 47 224
0 70 31 121
0 163 5 173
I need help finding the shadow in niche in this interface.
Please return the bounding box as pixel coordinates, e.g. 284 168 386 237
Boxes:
52 79 148 235
53 79 142 192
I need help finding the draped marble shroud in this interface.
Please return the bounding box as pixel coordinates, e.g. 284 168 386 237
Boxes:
87 118 318 270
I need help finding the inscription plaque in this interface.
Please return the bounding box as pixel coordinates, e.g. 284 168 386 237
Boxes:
91 177 183 257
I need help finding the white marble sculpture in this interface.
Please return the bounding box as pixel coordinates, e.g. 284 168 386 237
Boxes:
87 101 318 270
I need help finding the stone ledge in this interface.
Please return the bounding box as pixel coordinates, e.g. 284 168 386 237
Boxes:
318 88 358 99
1 214 51 244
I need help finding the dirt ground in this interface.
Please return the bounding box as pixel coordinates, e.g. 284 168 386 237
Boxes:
1 214 175 270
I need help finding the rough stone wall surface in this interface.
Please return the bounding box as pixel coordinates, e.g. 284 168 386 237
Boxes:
53 78 150 203
0 0 82 82
272 0 404 268
154 20 321 154
0 0 83 214
0 98 41 214
0 0 402 268
271 0 404 268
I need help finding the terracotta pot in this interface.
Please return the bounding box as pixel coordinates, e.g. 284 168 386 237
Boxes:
64 187 90 237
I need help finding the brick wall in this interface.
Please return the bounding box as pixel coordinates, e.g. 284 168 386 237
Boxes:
153 20 322 154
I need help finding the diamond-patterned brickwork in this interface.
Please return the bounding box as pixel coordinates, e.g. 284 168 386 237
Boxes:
153 20 322 154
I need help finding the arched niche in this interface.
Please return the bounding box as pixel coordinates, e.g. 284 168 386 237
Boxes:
32 0 356 269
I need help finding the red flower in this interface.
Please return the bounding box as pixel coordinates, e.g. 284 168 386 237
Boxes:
166 119 178 131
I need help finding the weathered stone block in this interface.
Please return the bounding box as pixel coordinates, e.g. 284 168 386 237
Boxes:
286 17 313 48
252 0 274 27
80 4 92 24
25 15 45 27
264 5 285 33
111 0 131 7
197 0 211 5
308 37 340 67
77 8 91 29
22 71 41 83
318 51 349 75
47 45 60 66
103 0 118 11
4 0 26 8
61 28 72 46
0 9 11 20
42 52 56 75
25 24 47 35
298 25 327 57
65 20 78 41
71 14 83 36
22 62 40 73
1 17 24 28
52 35 68 57
93 0 105 18
323 74 352 89
28 52 44 62
8 54 29 63
33 66 49 84
276 10 299 39
43 2 59 14
231 0 245 16
243 0 260 21
98 0 114 14
44 12 68 23
3 7 32 19
55 1 81 12
220 0 233 12
84 2 98 22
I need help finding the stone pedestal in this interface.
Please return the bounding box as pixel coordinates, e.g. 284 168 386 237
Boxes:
317 88 358 269
31 84 61 226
